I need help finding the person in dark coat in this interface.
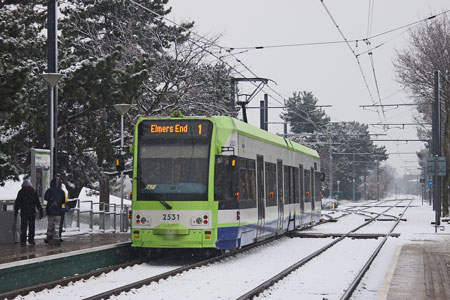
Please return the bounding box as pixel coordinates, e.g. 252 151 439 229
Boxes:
14 179 43 245
44 177 67 245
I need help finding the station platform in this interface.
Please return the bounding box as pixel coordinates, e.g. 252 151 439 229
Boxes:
0 232 131 265
0 232 135 296
380 238 450 300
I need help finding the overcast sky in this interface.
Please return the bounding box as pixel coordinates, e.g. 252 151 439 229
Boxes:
168 0 450 176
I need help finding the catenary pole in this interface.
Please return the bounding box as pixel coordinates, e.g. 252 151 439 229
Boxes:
329 139 333 198
259 101 264 130
352 154 356 200
376 160 380 201
47 0 58 179
432 71 441 229
264 94 269 131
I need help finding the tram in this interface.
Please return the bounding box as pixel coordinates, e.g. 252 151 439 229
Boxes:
130 115 321 249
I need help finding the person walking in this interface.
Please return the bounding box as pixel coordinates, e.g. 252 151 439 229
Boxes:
14 179 43 245
44 177 67 245
58 183 68 242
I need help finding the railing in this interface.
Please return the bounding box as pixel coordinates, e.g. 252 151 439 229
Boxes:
1 201 15 211
1 199 130 233
76 199 130 232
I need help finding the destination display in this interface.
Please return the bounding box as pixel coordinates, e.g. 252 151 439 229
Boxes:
140 119 212 138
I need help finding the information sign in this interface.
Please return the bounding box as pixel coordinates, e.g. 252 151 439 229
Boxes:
426 156 447 176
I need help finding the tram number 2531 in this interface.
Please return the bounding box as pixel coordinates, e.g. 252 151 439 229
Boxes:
162 214 180 221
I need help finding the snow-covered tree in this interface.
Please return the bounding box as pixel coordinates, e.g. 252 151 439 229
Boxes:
282 91 388 199
1 0 234 195
281 91 330 134
0 2 47 185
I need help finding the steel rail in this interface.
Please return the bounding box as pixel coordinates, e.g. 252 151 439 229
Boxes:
82 233 285 300
235 199 410 300
339 199 413 300
0 258 147 300
319 199 391 224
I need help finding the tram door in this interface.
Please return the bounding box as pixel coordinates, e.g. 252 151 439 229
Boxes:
284 166 295 230
310 167 315 212
256 155 265 237
276 160 284 232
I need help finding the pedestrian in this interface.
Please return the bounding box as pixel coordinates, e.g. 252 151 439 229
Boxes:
44 177 67 245
58 183 69 242
14 179 43 246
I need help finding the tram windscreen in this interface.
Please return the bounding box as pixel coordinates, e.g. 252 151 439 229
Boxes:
137 119 212 201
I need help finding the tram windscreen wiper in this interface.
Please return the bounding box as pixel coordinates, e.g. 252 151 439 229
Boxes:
159 199 172 210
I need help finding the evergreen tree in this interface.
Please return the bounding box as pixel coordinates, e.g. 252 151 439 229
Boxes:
281 91 330 134
0 2 47 184
281 90 388 199
322 122 388 199
1 0 234 195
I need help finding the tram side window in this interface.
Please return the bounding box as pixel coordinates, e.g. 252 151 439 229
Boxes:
265 162 277 207
315 171 322 202
239 158 257 209
214 155 238 209
299 164 304 206
293 167 299 203
304 169 311 202
277 160 283 205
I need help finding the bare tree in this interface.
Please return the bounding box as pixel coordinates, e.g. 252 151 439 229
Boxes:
394 15 450 215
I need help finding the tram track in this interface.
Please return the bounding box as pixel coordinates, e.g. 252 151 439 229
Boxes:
235 198 412 299
0 258 147 300
10 198 412 300
81 232 294 300
79 199 411 300
77 201 402 299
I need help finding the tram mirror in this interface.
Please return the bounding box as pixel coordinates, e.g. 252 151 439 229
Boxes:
320 172 326 182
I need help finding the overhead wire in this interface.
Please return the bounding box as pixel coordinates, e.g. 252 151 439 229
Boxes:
125 0 423 162
364 0 387 124
222 9 450 52
320 0 383 125
126 0 290 117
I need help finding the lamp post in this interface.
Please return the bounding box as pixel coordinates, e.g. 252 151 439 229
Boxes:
41 73 63 181
113 103 132 232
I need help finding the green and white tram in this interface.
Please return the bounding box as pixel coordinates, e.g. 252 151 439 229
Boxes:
130 116 321 249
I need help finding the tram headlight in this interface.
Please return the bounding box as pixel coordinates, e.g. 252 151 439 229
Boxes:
191 214 210 226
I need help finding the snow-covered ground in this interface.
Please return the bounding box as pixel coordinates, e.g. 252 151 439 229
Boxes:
11 194 449 300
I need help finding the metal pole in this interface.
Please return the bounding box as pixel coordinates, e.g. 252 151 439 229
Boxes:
48 0 58 178
120 114 124 232
264 94 268 131
432 71 441 229
259 101 264 130
364 167 367 200
352 153 355 200
49 88 55 181
329 140 333 198
230 79 236 109
283 123 287 138
376 160 380 201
